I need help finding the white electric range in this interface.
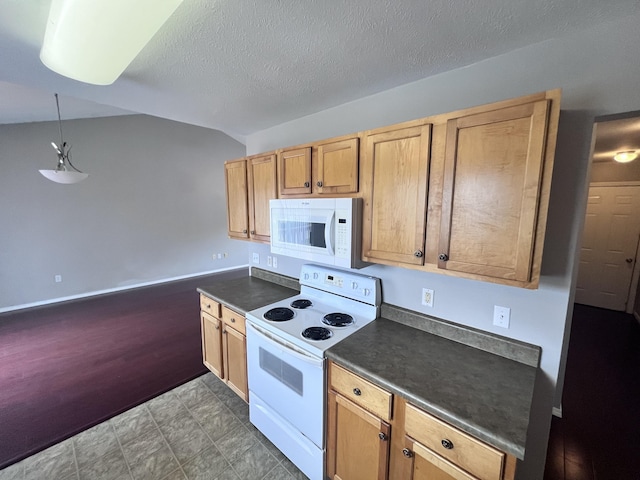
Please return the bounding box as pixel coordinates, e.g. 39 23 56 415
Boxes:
245 264 381 480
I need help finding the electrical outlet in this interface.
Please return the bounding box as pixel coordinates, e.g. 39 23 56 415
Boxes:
217 253 223 259
493 305 511 328
421 288 434 307
223 253 228 258
267 256 272 267
272 256 278 269
212 253 217 260
54 275 62 283
252 253 260 264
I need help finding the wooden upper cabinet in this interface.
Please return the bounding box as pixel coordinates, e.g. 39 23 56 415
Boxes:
224 159 249 239
437 99 552 284
278 136 360 197
247 153 277 243
278 147 312 195
316 137 359 194
361 122 431 265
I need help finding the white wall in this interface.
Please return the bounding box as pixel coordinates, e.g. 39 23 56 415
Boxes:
0 115 246 311
245 12 640 480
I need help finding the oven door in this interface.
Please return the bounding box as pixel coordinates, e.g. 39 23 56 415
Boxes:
246 321 325 448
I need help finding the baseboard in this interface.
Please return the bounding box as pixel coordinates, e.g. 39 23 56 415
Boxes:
0 265 249 314
552 406 563 418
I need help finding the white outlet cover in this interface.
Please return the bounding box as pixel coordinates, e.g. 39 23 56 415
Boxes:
252 253 260 264
421 288 434 307
273 256 278 268
493 305 511 328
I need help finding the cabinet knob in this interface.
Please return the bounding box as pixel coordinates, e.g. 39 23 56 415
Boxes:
353 387 362 396
250 230 255 235
438 253 449 261
242 229 247 234
627 258 634 263
206 304 211 309
214 325 219 330
402 448 413 458
441 438 454 450
317 181 323 187
304 181 310 188
378 432 387 441
414 250 423 258
230 317 235 323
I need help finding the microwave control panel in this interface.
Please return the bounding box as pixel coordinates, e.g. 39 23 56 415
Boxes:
335 209 350 259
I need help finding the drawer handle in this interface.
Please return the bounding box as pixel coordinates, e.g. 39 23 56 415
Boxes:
439 253 449 261
304 181 310 188
441 438 454 450
402 448 413 458
353 387 362 396
378 432 387 441
230 317 236 323
214 325 219 330
317 181 323 187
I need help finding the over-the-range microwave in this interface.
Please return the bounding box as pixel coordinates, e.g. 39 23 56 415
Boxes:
270 197 367 269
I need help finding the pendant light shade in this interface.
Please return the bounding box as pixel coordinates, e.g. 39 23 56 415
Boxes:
40 0 184 85
39 93 89 185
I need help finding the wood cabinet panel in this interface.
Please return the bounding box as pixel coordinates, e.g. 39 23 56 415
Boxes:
404 404 504 480
223 324 248 402
362 123 431 265
327 390 391 480
201 311 223 379
225 159 249 239
316 137 359 194
278 147 312 195
438 100 551 283
247 153 277 243
199 294 221 318
329 362 392 421
222 305 246 335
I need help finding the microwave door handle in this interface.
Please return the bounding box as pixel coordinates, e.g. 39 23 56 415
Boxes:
325 211 335 255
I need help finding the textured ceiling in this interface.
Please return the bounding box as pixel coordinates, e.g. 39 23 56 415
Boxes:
1 0 639 142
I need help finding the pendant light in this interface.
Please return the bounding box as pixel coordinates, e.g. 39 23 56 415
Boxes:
613 151 638 163
39 94 89 184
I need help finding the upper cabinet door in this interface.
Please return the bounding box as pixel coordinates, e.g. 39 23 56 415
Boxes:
316 137 359 194
438 100 551 283
247 154 277 243
278 147 312 195
225 159 249 240
362 123 431 265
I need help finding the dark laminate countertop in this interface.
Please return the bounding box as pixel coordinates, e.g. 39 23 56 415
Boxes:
326 317 538 459
197 273 298 314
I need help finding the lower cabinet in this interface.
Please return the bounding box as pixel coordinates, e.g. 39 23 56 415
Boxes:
327 362 392 480
199 294 248 402
326 361 517 480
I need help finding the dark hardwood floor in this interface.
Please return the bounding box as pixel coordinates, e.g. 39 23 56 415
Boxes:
544 304 640 480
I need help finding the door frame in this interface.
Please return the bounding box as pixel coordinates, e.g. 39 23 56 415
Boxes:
587 181 640 313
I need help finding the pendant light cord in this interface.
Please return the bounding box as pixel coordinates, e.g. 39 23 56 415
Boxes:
54 93 83 173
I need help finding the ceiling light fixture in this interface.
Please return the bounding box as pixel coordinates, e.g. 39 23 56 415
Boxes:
40 0 184 85
613 151 638 163
39 93 89 185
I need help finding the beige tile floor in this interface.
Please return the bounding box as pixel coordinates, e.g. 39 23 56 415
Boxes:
0 373 309 480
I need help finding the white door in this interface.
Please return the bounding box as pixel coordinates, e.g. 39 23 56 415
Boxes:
575 185 640 311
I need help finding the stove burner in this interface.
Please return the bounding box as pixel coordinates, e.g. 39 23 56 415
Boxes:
291 299 313 309
302 326 333 341
264 307 295 322
322 312 354 327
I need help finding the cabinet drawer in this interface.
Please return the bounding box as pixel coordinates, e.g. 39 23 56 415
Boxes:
200 294 221 317
404 404 505 480
329 362 392 421
221 305 246 335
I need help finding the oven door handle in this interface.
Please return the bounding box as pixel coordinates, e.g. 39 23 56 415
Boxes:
247 322 325 368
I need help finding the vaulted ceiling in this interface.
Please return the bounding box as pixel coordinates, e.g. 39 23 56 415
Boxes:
1 0 639 142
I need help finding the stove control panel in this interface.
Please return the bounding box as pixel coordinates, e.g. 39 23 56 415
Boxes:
299 264 381 306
